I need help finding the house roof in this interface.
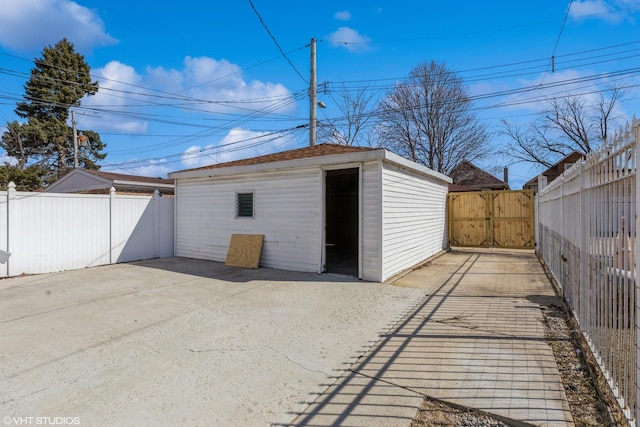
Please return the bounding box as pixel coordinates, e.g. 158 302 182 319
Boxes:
449 160 509 191
45 168 174 194
80 169 174 185
169 143 452 184
179 143 380 173
448 183 479 192
523 151 584 189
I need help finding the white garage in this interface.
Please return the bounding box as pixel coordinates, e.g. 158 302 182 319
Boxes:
168 143 451 282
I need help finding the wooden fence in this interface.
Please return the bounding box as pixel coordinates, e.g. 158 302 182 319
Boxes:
447 189 535 249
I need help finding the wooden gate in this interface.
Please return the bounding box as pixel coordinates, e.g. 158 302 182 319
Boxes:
447 190 535 249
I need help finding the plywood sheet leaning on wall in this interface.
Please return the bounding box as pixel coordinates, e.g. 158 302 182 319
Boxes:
225 234 265 269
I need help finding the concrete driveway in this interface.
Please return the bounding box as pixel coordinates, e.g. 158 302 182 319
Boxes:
292 249 573 426
0 257 425 426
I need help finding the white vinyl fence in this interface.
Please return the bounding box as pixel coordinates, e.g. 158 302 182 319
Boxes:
537 118 639 426
0 183 174 277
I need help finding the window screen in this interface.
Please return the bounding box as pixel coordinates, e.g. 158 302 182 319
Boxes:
236 192 254 218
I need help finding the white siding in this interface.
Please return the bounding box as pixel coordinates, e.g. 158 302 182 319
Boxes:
175 168 323 272
381 162 448 281
361 161 382 281
175 156 448 282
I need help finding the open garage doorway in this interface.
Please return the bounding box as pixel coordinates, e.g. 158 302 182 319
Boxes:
324 168 359 276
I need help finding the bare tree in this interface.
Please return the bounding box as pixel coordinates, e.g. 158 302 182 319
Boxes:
376 83 419 158
317 84 379 146
501 121 556 169
501 87 625 168
377 60 489 175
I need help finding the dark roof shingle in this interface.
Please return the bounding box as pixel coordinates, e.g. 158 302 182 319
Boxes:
83 169 173 185
449 161 508 190
178 143 381 173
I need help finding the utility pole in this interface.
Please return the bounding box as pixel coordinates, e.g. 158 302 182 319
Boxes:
72 110 78 168
309 38 317 147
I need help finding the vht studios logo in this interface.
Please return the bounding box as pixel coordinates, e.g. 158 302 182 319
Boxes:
3 416 81 426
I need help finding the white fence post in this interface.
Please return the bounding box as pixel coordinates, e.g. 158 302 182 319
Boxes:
109 186 116 264
560 176 565 291
580 164 589 329
173 183 177 257
6 182 15 277
153 189 160 258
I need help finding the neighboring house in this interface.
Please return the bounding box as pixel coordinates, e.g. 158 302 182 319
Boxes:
522 151 584 193
448 160 510 192
168 143 452 282
44 169 175 195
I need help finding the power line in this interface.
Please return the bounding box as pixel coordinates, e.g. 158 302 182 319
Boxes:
104 66 640 168
181 45 308 92
102 126 305 170
2 37 637 115
2 29 639 169
247 0 308 84
543 1 573 82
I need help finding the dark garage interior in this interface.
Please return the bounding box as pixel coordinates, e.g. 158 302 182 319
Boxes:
324 168 359 276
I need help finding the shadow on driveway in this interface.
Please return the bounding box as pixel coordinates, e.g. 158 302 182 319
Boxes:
289 250 573 427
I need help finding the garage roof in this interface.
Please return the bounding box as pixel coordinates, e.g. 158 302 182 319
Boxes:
180 144 379 172
170 143 451 184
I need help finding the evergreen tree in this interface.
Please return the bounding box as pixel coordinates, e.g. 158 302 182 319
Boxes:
0 164 43 191
1 38 106 184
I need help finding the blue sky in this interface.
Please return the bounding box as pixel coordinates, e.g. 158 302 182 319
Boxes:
1 0 639 189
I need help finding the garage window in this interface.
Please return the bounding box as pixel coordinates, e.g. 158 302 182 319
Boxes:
236 192 254 218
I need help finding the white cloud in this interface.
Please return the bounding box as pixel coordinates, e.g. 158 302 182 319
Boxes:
570 1 616 19
102 159 173 179
181 144 216 169
326 27 373 53
569 0 640 23
176 56 294 114
80 61 149 134
81 56 296 136
180 128 298 169
334 10 352 21
145 66 184 94
0 0 117 52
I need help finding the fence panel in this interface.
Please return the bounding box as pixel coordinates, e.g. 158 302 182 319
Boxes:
448 192 488 246
493 190 535 247
537 118 639 425
1 185 174 277
11 192 110 276
448 190 534 249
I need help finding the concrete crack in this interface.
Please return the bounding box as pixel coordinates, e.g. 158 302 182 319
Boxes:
265 346 331 376
187 347 252 353
1 386 49 405
432 313 479 329
348 369 537 427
